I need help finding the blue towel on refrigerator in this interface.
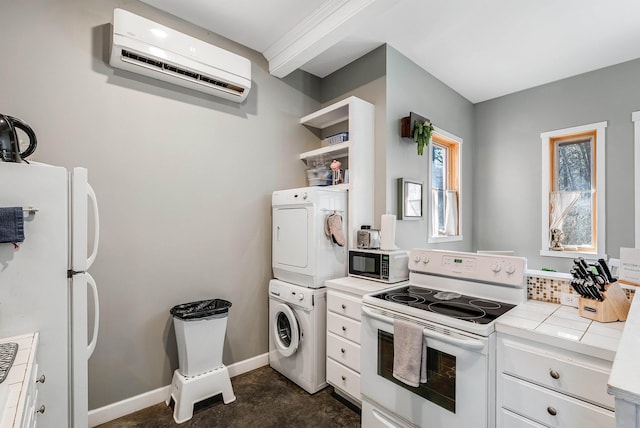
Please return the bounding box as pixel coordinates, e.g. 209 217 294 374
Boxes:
0 207 25 243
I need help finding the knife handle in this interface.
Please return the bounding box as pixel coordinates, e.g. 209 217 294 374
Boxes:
598 258 617 282
592 262 609 291
570 280 581 296
578 257 592 275
573 260 590 280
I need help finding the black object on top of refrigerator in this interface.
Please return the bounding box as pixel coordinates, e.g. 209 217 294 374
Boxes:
0 114 37 162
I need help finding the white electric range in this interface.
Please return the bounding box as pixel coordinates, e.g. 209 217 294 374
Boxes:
360 249 527 428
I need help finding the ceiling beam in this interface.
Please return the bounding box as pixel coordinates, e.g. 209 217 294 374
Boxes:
264 0 401 78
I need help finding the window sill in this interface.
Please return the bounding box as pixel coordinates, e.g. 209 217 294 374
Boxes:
539 249 607 260
428 235 463 244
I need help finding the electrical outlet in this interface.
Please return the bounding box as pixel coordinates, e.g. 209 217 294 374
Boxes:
560 292 579 307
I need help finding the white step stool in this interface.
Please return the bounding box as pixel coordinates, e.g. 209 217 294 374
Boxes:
166 365 236 424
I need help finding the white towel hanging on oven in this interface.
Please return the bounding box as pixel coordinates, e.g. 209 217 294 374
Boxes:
393 319 426 387
420 339 428 384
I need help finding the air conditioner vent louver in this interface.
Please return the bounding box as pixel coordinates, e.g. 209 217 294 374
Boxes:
121 50 244 96
110 9 251 102
122 50 163 68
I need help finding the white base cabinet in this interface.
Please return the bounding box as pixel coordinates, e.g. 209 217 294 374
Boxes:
326 289 363 404
497 333 614 428
325 277 394 406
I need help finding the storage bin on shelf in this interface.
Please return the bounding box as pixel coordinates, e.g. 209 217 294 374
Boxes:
321 132 349 147
306 166 332 186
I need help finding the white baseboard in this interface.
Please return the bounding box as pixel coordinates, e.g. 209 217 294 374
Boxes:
225 352 268 378
88 353 269 427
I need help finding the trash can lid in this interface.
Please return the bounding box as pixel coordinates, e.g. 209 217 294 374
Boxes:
170 299 232 320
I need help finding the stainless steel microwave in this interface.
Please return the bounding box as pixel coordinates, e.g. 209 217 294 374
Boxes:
348 249 409 283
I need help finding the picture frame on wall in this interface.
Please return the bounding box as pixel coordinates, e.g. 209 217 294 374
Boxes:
397 177 423 220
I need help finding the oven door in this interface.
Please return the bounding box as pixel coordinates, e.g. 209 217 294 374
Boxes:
361 305 494 428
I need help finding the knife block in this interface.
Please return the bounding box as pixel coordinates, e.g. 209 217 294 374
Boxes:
578 282 631 322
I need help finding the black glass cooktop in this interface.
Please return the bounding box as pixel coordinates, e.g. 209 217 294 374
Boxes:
371 286 516 324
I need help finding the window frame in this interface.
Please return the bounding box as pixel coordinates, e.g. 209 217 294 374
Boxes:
540 121 607 259
633 111 640 247
428 127 463 243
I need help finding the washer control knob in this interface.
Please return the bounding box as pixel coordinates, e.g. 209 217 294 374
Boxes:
302 192 308 200
414 254 421 263
422 256 430 264
492 262 502 273
297 294 304 301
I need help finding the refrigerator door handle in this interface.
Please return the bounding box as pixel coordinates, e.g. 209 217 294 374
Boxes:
86 184 100 269
87 273 100 358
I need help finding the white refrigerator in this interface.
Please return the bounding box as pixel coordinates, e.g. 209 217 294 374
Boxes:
0 162 100 428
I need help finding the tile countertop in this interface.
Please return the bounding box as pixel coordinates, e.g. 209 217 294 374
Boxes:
496 299 624 362
325 276 403 297
608 291 640 405
0 332 37 428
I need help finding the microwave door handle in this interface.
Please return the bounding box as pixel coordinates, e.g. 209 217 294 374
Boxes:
362 306 485 351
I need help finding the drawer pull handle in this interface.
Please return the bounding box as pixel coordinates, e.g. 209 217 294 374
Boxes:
36 374 46 383
549 369 560 380
547 406 557 416
341 348 346 354
341 304 346 310
342 326 347 331
36 405 46 414
341 376 346 381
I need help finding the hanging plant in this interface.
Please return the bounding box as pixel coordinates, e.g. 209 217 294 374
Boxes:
413 120 434 156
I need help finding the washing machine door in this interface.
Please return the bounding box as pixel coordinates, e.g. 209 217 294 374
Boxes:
272 303 300 357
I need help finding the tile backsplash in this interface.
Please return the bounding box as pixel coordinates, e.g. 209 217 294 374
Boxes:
527 273 635 303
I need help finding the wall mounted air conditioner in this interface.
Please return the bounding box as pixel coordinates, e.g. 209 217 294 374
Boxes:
109 9 251 103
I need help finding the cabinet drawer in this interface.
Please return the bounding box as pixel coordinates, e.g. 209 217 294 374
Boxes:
327 312 361 344
327 333 361 372
499 408 547 428
327 292 362 321
362 400 416 428
501 374 615 428
500 338 613 409
327 358 361 402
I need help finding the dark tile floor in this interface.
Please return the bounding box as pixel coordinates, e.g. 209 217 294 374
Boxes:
97 366 361 427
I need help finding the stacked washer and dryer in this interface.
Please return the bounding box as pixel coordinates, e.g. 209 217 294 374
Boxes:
269 187 348 393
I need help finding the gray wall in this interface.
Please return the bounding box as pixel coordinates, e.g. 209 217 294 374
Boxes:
319 45 477 250
320 46 387 229
385 46 476 251
474 58 640 271
1 0 321 409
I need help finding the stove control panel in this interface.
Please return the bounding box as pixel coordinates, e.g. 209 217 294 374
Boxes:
409 249 526 287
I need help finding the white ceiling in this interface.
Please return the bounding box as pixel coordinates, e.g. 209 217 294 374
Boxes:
141 0 640 103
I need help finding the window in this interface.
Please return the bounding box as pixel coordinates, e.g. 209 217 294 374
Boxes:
429 128 462 242
541 122 607 258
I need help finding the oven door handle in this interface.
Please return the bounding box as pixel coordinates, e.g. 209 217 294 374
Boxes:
362 306 485 351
